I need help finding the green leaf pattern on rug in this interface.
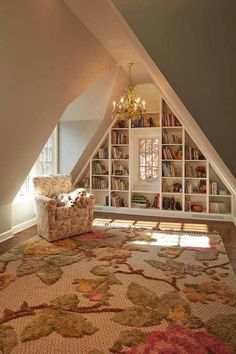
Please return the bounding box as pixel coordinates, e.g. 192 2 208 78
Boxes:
0 247 25 262
127 282 159 308
158 246 183 258
50 294 79 310
21 308 97 342
195 249 219 261
113 283 192 327
184 280 236 305
0 227 235 353
35 263 63 285
73 272 120 304
0 325 18 354
145 259 203 277
206 314 236 353
110 329 148 353
112 306 164 327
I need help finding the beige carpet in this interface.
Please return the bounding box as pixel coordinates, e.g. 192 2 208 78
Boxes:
0 222 236 353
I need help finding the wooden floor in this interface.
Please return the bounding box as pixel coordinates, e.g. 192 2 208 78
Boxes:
1 212 236 274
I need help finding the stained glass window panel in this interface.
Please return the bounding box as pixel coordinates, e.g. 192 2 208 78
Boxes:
139 138 159 181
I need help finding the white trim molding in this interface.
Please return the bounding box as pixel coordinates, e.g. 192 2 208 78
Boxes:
12 218 37 235
0 229 14 243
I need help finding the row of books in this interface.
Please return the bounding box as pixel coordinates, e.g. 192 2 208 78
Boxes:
115 120 129 128
77 178 90 189
96 147 109 159
92 161 108 175
185 180 206 194
112 131 129 145
162 162 182 177
185 146 205 160
162 113 181 127
131 195 149 208
131 115 156 128
185 165 206 178
112 162 128 176
111 178 128 191
162 132 182 144
92 177 108 190
209 182 228 195
112 146 129 159
162 181 182 193
111 192 127 207
162 147 182 160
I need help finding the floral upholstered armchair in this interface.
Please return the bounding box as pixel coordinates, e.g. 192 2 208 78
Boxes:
33 175 94 242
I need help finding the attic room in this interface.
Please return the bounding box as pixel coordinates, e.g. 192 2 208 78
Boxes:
0 1 236 353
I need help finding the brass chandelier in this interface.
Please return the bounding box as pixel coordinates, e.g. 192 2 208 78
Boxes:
112 63 146 121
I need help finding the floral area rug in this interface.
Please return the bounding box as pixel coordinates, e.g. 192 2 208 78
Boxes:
0 224 236 354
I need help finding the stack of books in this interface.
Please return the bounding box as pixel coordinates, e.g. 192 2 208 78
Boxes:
131 195 149 208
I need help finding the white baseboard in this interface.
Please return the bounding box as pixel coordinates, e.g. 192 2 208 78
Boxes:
12 218 37 235
0 229 14 243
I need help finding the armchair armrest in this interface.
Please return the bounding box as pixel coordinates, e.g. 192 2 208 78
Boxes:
34 195 57 225
86 193 95 206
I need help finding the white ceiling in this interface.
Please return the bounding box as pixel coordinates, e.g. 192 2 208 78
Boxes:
63 0 153 84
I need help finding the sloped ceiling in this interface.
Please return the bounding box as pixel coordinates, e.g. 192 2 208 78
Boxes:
113 0 236 177
0 0 114 205
60 67 120 122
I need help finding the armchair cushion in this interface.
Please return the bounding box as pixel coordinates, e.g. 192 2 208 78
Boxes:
56 205 88 220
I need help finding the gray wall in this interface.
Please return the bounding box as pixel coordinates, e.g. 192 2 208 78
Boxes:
113 0 236 177
59 120 100 174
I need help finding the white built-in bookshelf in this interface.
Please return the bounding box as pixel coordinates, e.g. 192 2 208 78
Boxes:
76 99 234 221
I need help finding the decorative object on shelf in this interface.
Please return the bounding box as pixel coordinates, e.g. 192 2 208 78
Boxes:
152 194 160 209
112 63 146 121
191 203 203 212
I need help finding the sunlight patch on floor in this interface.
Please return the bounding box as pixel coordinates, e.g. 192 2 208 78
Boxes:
158 222 183 231
131 232 210 248
133 221 158 229
179 235 210 248
182 223 209 233
109 219 135 227
93 218 113 226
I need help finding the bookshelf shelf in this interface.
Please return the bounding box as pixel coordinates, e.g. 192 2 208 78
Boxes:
162 126 183 129
185 193 206 196
76 98 233 221
111 190 129 192
111 144 129 146
162 144 182 146
209 194 231 198
92 189 109 191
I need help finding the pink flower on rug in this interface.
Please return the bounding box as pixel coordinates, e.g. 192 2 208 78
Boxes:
23 256 41 266
75 230 107 241
89 290 104 302
124 326 232 354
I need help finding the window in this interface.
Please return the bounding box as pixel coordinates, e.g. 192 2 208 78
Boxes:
37 133 55 175
15 127 58 198
139 138 159 182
